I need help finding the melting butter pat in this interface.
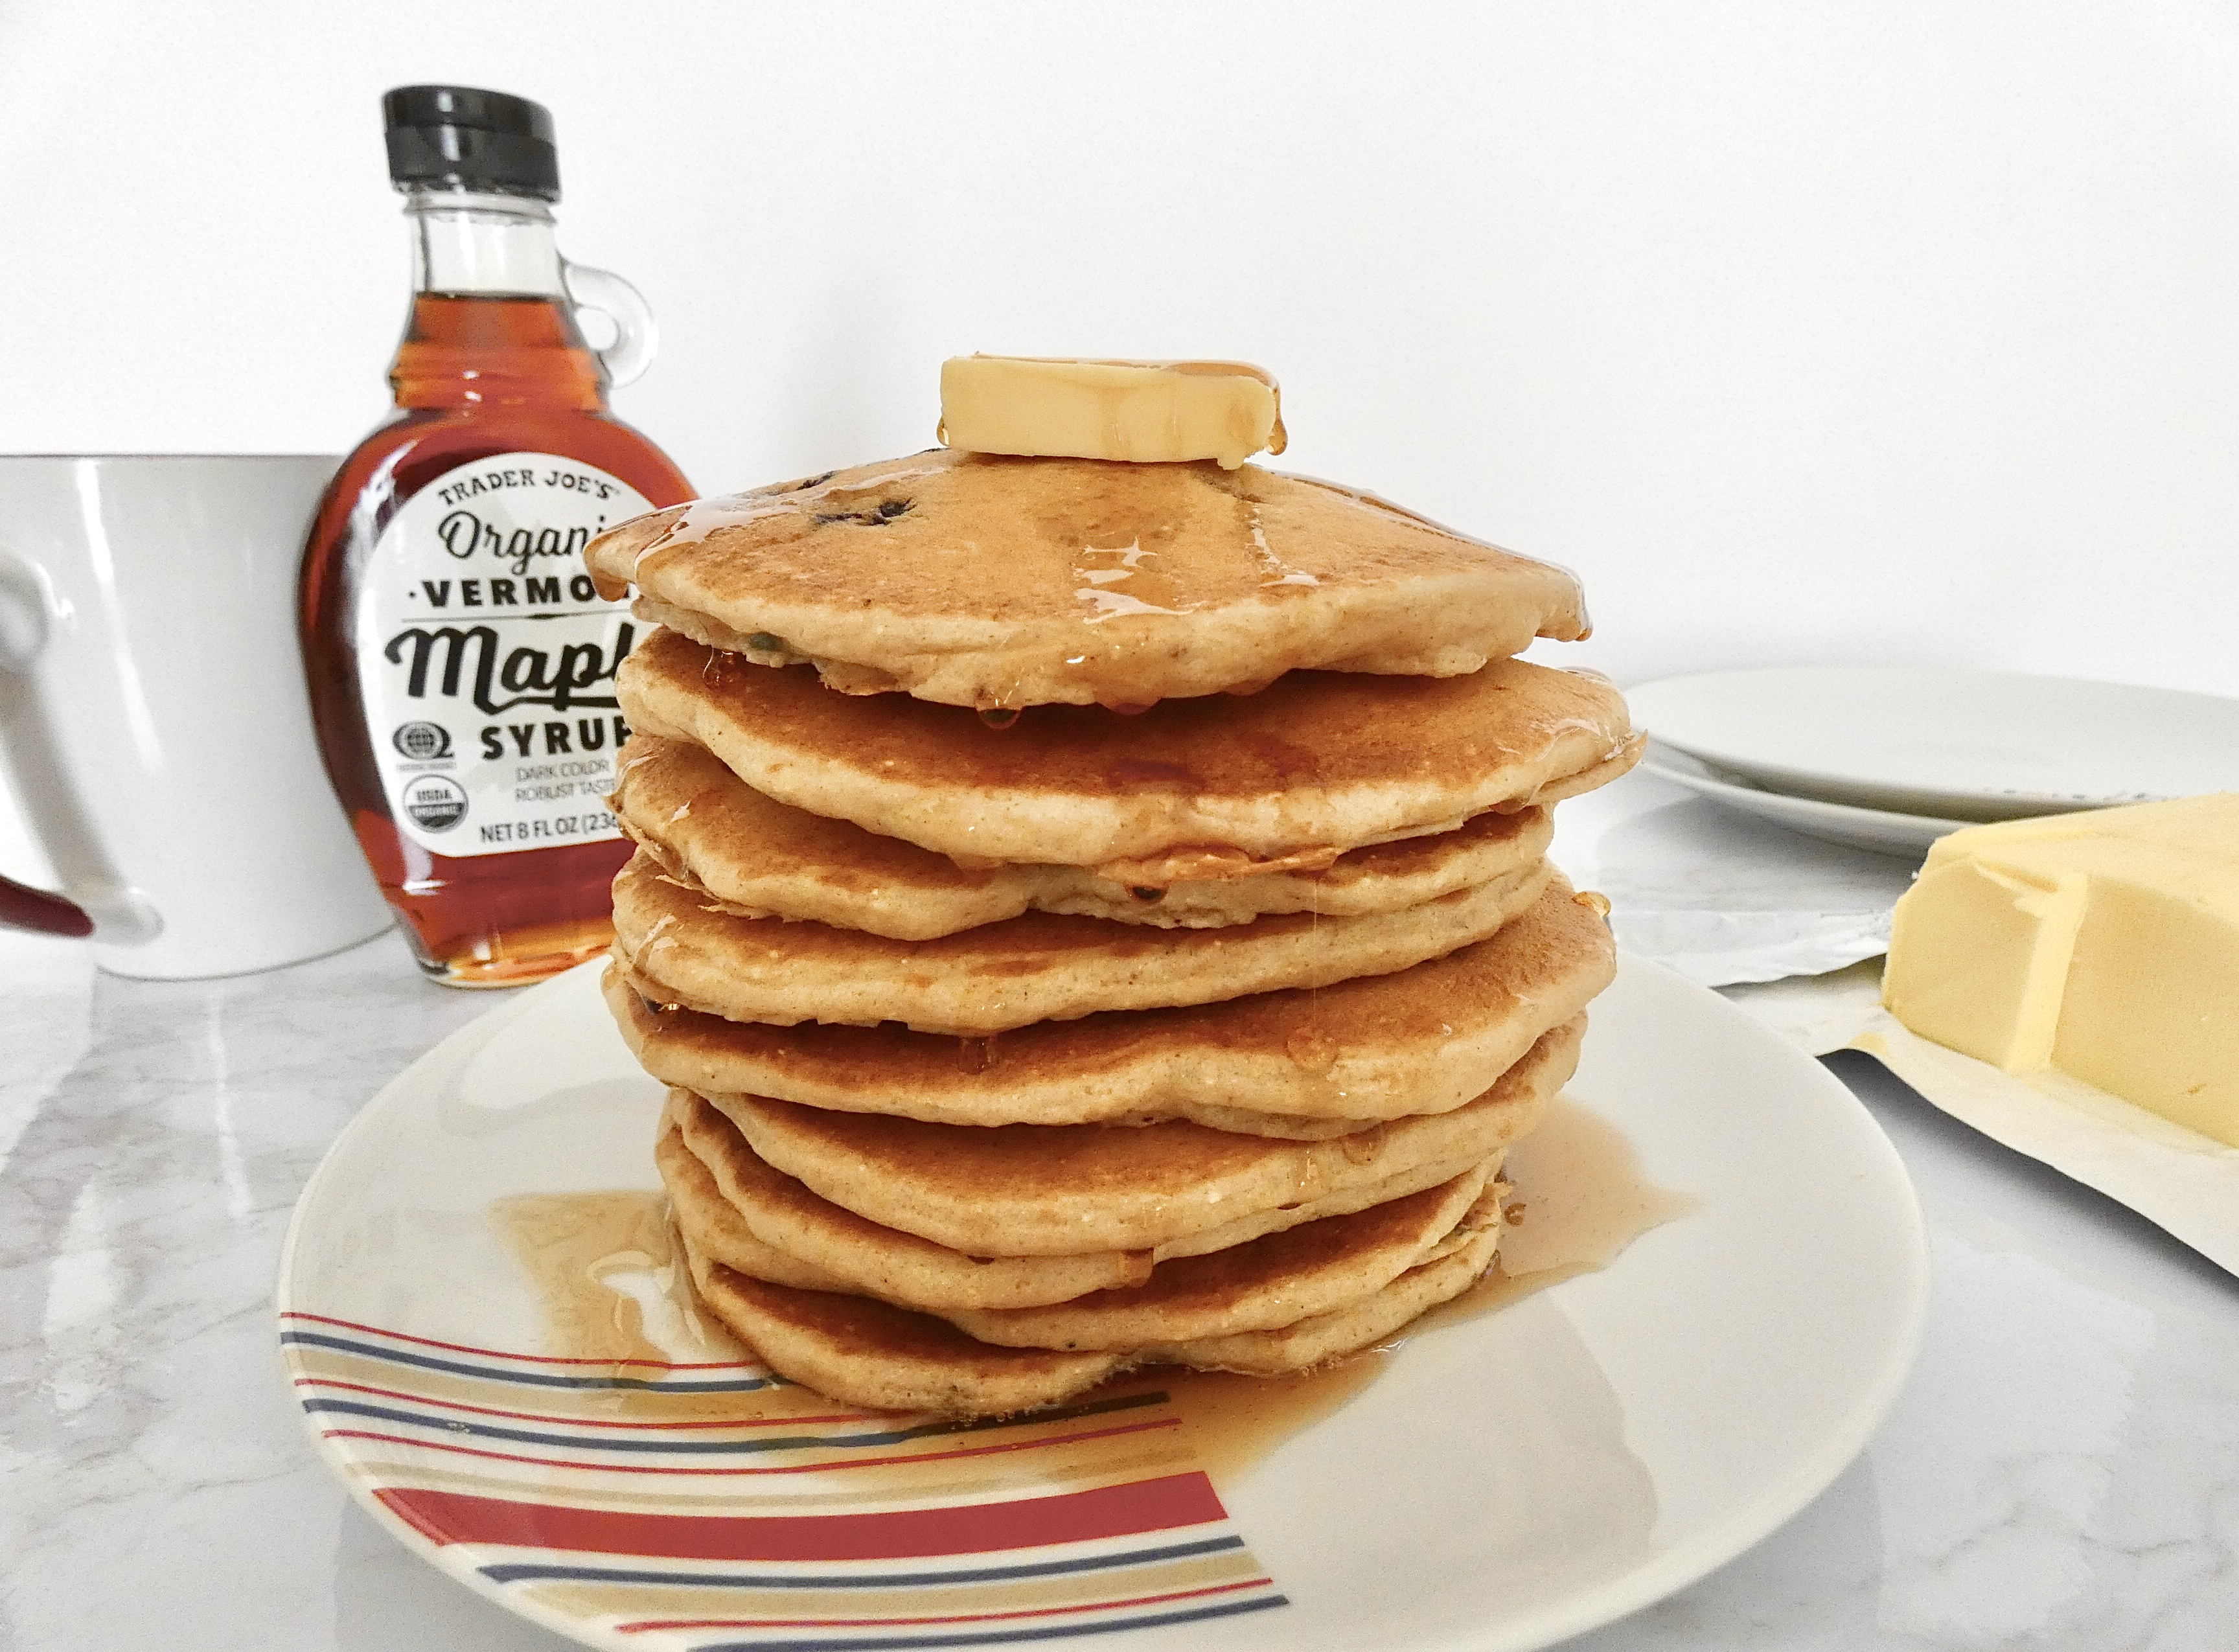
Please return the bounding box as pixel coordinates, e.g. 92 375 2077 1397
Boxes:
938 356 1287 470
1883 793 2239 1143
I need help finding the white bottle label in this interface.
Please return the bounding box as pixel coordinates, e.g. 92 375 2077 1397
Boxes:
356 452 654 859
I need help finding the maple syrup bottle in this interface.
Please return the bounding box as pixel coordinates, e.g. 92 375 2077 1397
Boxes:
300 86 691 987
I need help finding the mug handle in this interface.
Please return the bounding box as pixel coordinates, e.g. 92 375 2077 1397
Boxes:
561 261 660 389
0 546 163 943
0 876 92 937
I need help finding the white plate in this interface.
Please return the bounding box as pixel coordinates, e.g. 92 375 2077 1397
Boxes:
276 956 1927 1652
1640 742 1966 858
1629 667 2239 823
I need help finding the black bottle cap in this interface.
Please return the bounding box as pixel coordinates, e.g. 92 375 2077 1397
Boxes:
383 85 560 200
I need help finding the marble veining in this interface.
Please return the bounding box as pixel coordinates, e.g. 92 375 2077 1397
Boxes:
3 919 2238 1648
1570 1057 2239 1650
0 926 492 1650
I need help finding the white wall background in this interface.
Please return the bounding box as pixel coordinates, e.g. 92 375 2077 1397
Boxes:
2 0 2235 882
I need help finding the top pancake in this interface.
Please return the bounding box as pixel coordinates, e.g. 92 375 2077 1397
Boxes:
586 449 1590 709
619 628 1640 881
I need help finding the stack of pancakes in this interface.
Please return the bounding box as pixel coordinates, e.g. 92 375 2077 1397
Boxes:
585 449 1640 1417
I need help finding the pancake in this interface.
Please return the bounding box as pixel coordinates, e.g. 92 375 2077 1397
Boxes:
1141 1222 1501 1375
680 1224 1500 1416
603 873 1615 1129
613 848 1553 1035
586 449 1589 710
661 1092 1154 1309
705 1018 1579 1257
617 628 1640 882
658 1127 858 1295
939 1166 1497 1349
663 1095 1498 1342
669 1105 1498 1351
663 1084 1500 1309
682 1248 1125 1417
613 733 1555 937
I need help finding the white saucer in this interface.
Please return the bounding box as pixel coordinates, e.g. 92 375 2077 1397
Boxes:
1639 743 1966 858
1627 667 2239 823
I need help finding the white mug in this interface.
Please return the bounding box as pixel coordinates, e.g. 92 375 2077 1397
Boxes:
0 455 393 978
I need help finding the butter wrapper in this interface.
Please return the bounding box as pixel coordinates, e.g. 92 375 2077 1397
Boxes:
1847 1012 2239 1275
1724 963 2239 1277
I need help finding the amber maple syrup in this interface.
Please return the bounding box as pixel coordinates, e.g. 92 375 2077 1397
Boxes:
487 1097 1697 1480
299 87 690 987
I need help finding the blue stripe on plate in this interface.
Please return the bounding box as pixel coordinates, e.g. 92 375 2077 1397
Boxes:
280 1331 778 1394
301 1387 1167 1456
480 1535 1248 1589
689 1592 1289 1651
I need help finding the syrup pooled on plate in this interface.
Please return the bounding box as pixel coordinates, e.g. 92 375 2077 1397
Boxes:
486 1097 1694 1480
1421 1096 1701 1327
487 1189 711 1368
487 1193 1216 1502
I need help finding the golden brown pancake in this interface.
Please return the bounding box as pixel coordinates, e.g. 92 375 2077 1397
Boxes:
612 848 1552 1035
658 1127 858 1294
678 1221 1502 1416
613 733 1554 937
663 1090 1500 1346
603 873 1616 1129
661 1092 1154 1309
1140 1222 1502 1375
704 1018 1578 1257
939 1166 1496 1349
682 1247 1125 1417
587 450 1589 709
662 1086 1501 1313
617 628 1640 881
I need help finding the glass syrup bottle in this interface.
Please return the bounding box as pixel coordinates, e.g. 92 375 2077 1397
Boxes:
299 85 691 987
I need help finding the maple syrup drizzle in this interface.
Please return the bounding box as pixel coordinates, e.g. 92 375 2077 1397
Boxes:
628 462 952 570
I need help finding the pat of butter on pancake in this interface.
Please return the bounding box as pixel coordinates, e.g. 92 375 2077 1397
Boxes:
938 354 1287 469
1882 793 2239 1145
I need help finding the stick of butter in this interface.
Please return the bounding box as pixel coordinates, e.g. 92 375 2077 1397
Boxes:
937 356 1287 470
1882 793 2239 1143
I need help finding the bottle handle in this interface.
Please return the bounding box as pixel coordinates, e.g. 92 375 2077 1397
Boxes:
562 261 660 389
0 545 164 943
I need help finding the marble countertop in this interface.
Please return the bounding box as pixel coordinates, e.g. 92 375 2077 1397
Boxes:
6 821 2238 1649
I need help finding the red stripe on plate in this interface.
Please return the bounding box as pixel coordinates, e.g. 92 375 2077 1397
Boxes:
280 1311 759 1370
375 1471 1229 1560
612 1576 1278 1632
